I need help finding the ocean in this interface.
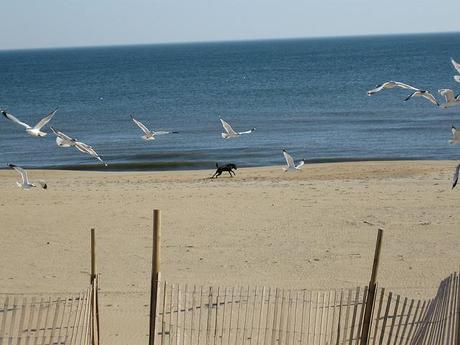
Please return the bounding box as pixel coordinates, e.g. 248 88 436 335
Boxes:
1 32 460 171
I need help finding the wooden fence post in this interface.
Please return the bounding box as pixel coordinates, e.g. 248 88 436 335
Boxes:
149 210 162 345
90 228 100 345
359 228 383 345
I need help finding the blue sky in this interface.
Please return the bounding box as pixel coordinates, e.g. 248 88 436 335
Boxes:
2 0 459 50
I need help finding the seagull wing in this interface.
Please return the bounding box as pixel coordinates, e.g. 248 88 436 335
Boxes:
295 160 305 169
131 115 151 135
2 111 31 129
220 119 237 135
8 164 29 184
454 75 460 83
283 150 295 168
394 82 419 91
453 164 460 189
367 83 387 95
421 91 439 106
153 130 172 135
451 58 460 74
237 129 254 135
439 89 455 103
33 108 58 130
50 127 76 145
76 142 107 166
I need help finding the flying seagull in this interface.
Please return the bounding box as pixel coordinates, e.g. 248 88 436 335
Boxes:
451 58 460 83
130 115 178 140
452 163 460 189
438 89 460 109
404 90 439 106
220 118 255 139
8 164 47 189
449 126 460 144
1 108 58 137
50 127 108 166
367 81 418 96
282 150 305 172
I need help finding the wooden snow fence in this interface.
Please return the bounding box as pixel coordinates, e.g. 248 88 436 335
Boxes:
0 286 93 345
150 273 460 345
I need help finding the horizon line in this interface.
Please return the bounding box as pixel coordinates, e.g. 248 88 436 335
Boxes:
1 30 459 53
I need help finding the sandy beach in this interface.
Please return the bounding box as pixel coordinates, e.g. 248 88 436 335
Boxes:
1 160 459 344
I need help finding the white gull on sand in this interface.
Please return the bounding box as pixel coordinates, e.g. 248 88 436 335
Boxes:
8 164 47 189
220 118 255 139
282 150 305 172
1 109 57 137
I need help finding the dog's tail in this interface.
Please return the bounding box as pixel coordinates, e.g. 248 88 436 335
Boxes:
216 162 219 169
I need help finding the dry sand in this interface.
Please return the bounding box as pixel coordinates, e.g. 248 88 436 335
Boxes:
1 160 459 344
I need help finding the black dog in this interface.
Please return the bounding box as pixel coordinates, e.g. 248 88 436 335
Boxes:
211 163 237 178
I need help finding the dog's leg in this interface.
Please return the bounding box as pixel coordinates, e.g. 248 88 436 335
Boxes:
215 171 222 178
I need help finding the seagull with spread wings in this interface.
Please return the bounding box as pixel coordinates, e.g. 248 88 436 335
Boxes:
282 150 305 172
451 58 460 83
50 127 108 166
130 115 178 141
367 81 418 96
404 90 439 106
2 108 57 137
220 118 255 139
438 89 460 108
8 164 47 189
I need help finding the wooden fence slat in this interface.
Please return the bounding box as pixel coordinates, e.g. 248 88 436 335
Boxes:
348 287 361 345
307 290 313 345
270 288 280 345
249 287 258 345
278 289 287 345
256 287 266 345
48 298 61 345
397 299 414 345
8 297 18 345
342 289 353 345
318 291 326 345
285 290 293 345
372 289 386 345
329 290 338 345
242 286 251 345
183 285 188 345
299 290 307 345
235 287 244 345
227 287 235 345
386 294 400 345
313 291 320 345
56 297 68 345
408 299 429 345
392 297 407 345
448 274 458 345
220 287 228 345
0 297 9 345
16 298 27 345
24 296 36 345
176 286 181 345
403 300 421 345
190 285 196 345
263 288 272 345
336 290 344 345
161 282 168 345
357 287 369 345
378 291 393 345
